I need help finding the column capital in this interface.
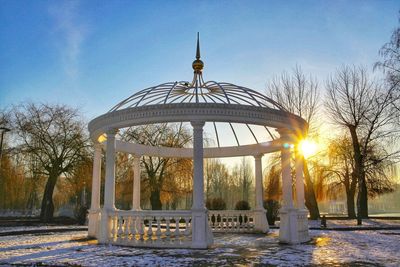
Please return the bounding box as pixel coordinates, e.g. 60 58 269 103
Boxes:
190 120 205 129
276 128 294 138
253 154 263 160
105 128 119 136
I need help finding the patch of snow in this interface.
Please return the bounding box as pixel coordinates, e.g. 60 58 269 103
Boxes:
0 225 87 233
0 226 399 266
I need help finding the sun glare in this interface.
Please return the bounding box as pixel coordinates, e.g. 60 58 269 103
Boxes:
300 139 317 158
97 134 107 143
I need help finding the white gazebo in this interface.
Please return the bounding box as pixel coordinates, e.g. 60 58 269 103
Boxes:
87 36 310 249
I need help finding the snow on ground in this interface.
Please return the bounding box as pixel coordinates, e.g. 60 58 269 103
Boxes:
0 226 399 266
0 225 87 233
308 218 400 229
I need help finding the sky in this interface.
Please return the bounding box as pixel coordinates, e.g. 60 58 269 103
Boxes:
0 0 399 122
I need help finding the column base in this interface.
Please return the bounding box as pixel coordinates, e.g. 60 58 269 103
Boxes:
253 208 269 233
98 207 114 244
297 209 310 243
88 209 101 238
191 208 214 249
279 208 310 244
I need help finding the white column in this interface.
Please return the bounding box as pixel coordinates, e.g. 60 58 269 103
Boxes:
132 156 141 210
277 129 310 244
190 121 213 249
294 145 310 243
281 143 293 209
295 147 305 210
103 129 117 210
254 154 269 233
254 155 264 210
88 143 102 238
90 144 102 211
99 129 117 243
278 128 298 244
191 121 205 210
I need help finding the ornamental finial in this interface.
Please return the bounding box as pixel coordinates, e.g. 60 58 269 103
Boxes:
196 32 200 59
192 32 204 73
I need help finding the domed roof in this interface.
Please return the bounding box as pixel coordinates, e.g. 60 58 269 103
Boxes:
109 80 285 112
88 34 307 150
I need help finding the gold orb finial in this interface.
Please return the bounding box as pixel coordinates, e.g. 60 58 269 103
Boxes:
192 32 204 73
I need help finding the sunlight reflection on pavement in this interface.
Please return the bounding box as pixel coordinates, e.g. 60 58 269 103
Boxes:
0 229 399 266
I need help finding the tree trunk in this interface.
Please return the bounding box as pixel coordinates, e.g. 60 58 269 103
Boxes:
345 187 356 219
348 126 368 218
150 189 162 210
303 158 320 220
40 173 59 222
343 170 357 219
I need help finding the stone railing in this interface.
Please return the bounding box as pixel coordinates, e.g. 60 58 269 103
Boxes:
208 210 256 232
106 210 192 248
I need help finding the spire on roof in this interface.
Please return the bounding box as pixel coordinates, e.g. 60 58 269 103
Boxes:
196 32 201 60
192 32 204 73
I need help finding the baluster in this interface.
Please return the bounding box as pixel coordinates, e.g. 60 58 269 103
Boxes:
165 217 171 239
110 215 116 240
175 216 180 238
233 212 240 231
117 216 123 242
239 212 244 230
155 216 162 241
245 213 250 231
225 213 228 230
217 213 221 230
241 212 246 231
228 213 231 230
225 212 229 232
124 216 130 242
130 216 137 241
138 215 144 241
223 213 227 231
147 216 153 241
184 216 190 237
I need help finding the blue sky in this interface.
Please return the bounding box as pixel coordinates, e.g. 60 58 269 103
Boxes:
0 0 399 121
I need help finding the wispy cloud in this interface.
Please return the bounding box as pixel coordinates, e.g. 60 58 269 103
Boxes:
49 1 87 79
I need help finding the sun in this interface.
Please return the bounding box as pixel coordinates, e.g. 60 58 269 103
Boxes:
299 139 317 158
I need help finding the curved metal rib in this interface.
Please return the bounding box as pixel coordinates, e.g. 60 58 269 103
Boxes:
246 124 259 144
229 123 240 146
213 122 221 148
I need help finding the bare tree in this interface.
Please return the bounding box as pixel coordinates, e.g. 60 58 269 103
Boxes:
267 65 320 219
325 66 399 218
374 14 400 88
264 162 282 201
326 136 357 218
123 123 192 210
12 103 89 222
375 13 400 126
205 159 229 200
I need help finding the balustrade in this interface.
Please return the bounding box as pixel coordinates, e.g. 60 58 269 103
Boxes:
106 210 192 248
208 210 256 232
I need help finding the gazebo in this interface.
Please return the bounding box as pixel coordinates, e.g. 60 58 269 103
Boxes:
87 36 310 249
